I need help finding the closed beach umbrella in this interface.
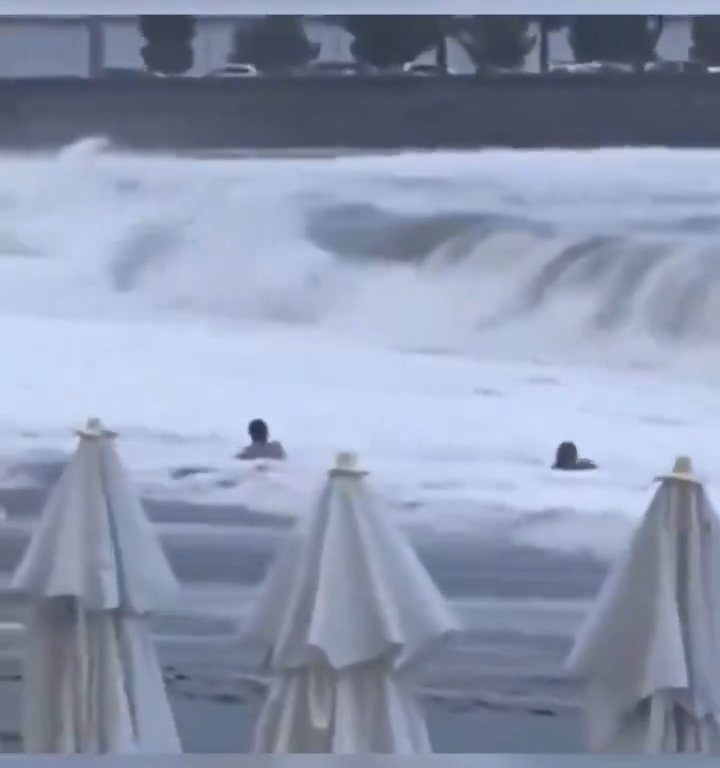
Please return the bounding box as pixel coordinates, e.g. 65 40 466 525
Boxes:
11 418 181 754
244 451 459 754
566 456 720 753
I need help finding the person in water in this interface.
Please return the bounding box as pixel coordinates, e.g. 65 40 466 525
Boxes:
236 419 287 461
552 441 596 471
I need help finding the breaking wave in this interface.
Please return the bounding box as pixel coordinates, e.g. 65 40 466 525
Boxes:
2 139 720 371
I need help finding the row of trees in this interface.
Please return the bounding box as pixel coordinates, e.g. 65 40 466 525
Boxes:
138 15 196 75
136 15 720 76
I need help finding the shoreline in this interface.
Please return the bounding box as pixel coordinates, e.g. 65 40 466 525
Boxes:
0 472 599 752
0 673 586 754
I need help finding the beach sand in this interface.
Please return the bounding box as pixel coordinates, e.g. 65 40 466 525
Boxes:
0 475 599 753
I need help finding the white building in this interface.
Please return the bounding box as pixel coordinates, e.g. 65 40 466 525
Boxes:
0 15 695 78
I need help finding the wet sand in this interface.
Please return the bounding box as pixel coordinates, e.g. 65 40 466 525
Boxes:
0 676 584 754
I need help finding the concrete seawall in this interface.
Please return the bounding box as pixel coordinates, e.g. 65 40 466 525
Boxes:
1 73 720 150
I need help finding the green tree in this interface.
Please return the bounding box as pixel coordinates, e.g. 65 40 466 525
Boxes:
230 16 319 73
690 16 720 65
450 16 536 72
568 15 663 66
343 15 442 70
138 15 196 75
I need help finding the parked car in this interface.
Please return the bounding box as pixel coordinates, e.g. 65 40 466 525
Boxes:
644 60 684 73
549 61 635 74
302 61 369 76
206 63 259 78
401 63 456 76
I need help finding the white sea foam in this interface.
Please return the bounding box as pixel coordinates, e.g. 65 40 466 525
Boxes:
1 142 720 558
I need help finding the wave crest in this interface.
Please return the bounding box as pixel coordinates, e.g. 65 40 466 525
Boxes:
2 142 720 369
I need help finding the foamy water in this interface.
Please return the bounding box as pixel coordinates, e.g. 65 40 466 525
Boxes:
1 140 720 558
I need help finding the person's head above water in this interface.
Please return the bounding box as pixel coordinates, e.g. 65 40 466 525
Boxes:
554 441 579 470
248 419 269 445
238 419 287 461
552 441 597 471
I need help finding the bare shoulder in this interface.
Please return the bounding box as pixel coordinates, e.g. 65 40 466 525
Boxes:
576 458 597 470
269 441 287 459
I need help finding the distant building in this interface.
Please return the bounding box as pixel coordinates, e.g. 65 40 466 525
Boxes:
0 15 357 77
543 15 692 71
0 15 695 78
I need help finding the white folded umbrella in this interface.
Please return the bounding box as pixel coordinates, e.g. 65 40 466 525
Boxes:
566 456 720 753
244 451 459 754
11 418 182 754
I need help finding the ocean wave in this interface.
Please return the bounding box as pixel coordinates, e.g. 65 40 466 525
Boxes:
2 141 720 369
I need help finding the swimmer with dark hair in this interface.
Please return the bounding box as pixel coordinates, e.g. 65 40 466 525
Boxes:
552 441 596 471
236 419 287 461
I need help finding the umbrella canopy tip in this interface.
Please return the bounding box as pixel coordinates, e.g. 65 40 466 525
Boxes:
654 455 700 485
75 417 118 440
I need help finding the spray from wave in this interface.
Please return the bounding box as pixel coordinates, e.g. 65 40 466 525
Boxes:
2 140 720 372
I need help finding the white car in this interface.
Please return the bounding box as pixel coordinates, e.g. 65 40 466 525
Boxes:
550 61 634 74
207 63 259 78
644 60 685 73
402 63 456 76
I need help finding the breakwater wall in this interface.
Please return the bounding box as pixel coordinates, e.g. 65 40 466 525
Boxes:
1 73 719 150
